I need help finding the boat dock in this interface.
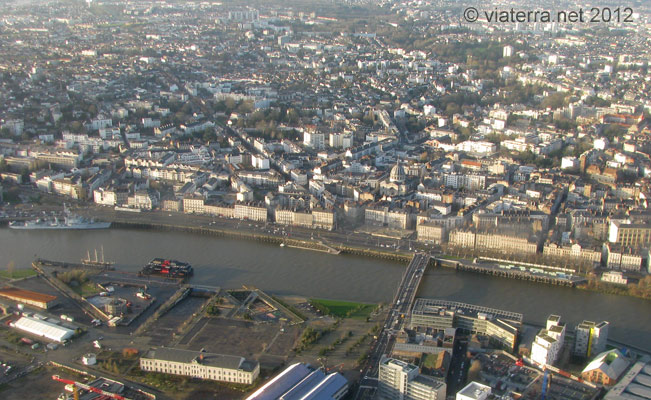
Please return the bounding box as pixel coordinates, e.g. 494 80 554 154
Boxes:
35 258 114 271
284 239 340 254
449 260 587 287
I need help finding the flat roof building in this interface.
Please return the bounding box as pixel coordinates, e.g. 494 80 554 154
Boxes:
456 382 491 400
0 287 57 309
573 320 609 359
378 357 446 400
10 316 74 343
140 347 259 385
410 299 522 351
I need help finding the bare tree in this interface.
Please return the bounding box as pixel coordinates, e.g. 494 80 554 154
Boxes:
6 261 15 278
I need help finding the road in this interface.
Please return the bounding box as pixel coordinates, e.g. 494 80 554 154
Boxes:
447 339 469 394
354 253 429 400
63 205 429 256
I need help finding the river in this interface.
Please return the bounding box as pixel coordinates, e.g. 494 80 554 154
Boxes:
1 227 649 351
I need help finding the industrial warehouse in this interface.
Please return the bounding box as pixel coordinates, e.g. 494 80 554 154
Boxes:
245 363 348 400
0 287 57 309
10 315 74 343
140 347 260 384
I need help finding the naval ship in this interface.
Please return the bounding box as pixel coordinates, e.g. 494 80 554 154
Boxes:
9 205 111 230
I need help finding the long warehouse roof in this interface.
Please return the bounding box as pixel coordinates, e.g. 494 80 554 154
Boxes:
11 316 74 343
0 287 57 303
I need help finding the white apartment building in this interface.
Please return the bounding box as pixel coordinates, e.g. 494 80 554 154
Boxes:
329 132 353 149
456 141 497 156
234 203 267 222
601 271 628 285
444 173 486 190
574 321 609 359
304 131 325 150
531 315 566 367
183 195 205 214
456 382 491 400
378 357 446 400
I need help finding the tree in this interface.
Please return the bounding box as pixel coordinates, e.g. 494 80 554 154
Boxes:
20 167 30 183
224 98 237 111
202 128 217 143
468 359 482 382
6 261 15 278
602 124 626 141
540 92 569 110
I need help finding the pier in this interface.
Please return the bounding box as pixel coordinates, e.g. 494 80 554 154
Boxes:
34 258 113 271
451 261 587 287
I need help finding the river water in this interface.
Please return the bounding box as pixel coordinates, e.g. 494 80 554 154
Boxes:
1 228 649 351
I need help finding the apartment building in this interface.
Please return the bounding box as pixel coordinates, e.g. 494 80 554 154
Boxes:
234 203 267 222
543 243 601 264
531 315 566 367
378 357 446 400
449 230 538 255
573 320 609 359
417 222 447 244
609 221 651 248
183 195 205 214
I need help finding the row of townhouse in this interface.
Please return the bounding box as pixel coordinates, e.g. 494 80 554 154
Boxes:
177 196 336 230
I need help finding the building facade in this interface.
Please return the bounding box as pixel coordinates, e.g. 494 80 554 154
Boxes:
234 203 268 222
378 357 446 400
140 347 259 384
573 320 609 359
417 223 447 244
531 315 566 366
409 299 522 351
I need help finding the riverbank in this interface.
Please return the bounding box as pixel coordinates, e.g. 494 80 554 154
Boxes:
5 206 650 299
577 277 651 300
106 216 648 297
110 220 414 262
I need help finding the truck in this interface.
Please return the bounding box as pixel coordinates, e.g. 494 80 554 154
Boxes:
20 337 34 345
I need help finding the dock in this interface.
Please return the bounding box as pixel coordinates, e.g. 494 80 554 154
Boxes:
34 258 114 271
451 261 586 287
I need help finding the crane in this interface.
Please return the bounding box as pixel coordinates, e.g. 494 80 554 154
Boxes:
541 369 551 400
326 363 345 373
52 375 131 400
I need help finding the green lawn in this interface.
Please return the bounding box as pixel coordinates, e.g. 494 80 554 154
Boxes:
421 353 440 369
309 299 376 319
71 282 102 298
0 269 37 280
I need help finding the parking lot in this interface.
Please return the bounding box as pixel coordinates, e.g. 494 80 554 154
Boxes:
145 295 208 347
180 317 284 359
